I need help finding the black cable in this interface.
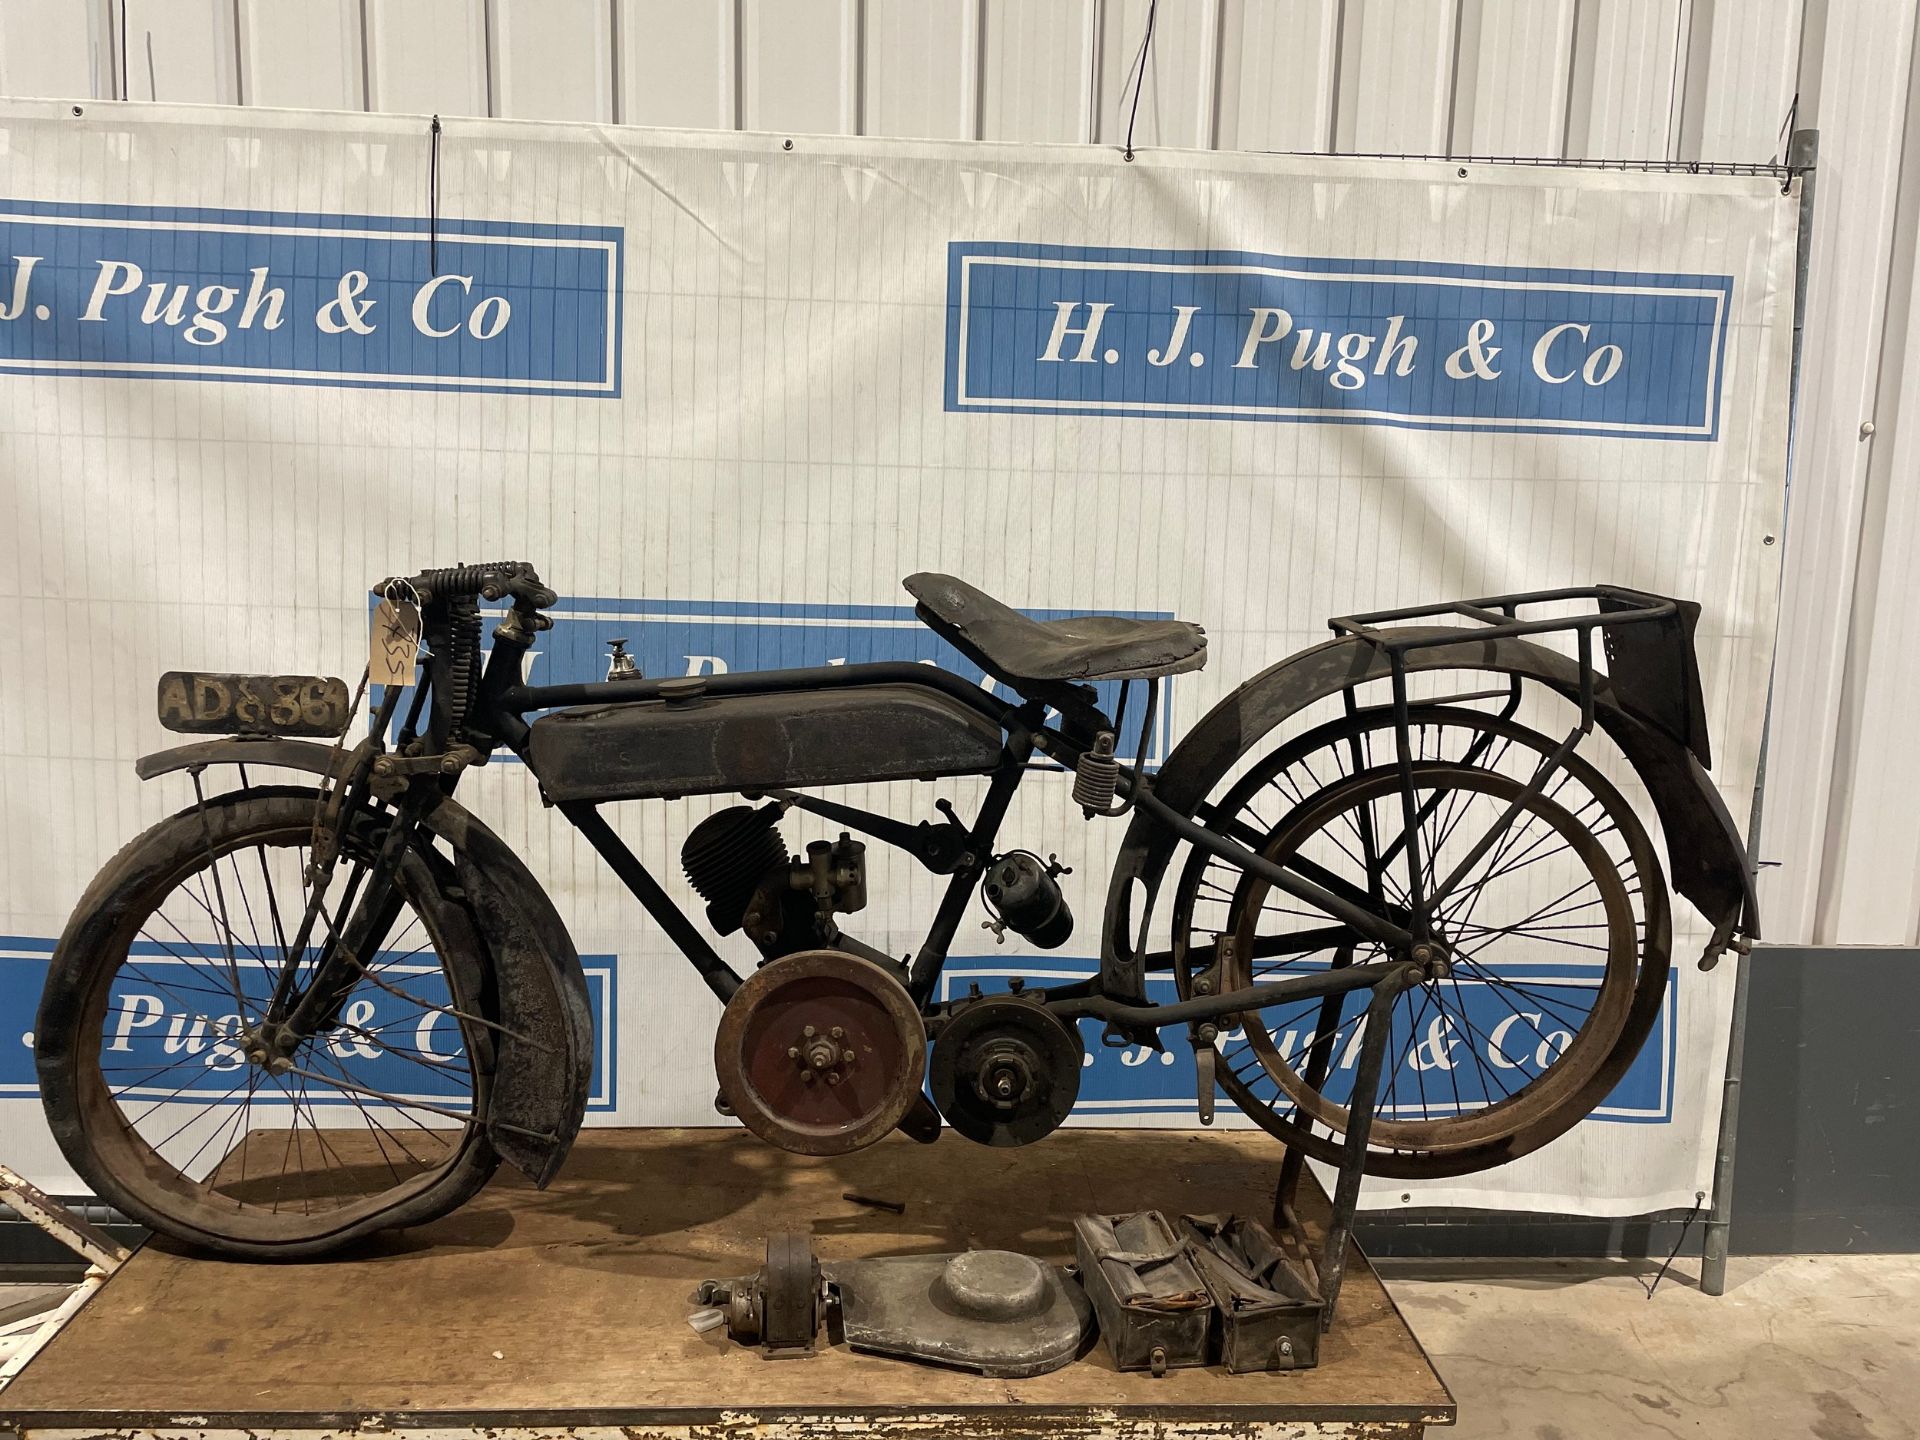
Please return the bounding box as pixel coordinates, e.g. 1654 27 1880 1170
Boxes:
1641 1192 1705 1299
428 115 442 277
1122 0 1158 160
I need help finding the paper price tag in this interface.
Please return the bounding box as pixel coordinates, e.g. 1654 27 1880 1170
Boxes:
370 597 422 686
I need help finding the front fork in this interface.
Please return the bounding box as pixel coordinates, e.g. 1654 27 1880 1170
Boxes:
250 771 433 1066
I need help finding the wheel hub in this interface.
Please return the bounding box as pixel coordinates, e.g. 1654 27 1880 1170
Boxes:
1407 939 1454 980
975 1042 1037 1108
790 1025 856 1085
237 1021 298 1074
930 994 1083 1147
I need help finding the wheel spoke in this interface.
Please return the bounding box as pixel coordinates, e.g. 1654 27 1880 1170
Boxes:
80 799 491 1244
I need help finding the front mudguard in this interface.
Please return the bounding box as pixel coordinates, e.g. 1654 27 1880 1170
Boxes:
134 738 594 1187
1102 627 1760 998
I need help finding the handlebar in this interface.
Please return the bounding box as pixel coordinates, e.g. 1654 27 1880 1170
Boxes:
373 561 557 611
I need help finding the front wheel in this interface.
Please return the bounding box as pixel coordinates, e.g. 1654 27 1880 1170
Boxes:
36 787 500 1259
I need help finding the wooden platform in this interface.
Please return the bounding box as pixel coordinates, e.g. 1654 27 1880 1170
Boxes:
0 1127 1454 1437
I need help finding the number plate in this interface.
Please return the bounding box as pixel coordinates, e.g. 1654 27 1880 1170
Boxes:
156 672 353 737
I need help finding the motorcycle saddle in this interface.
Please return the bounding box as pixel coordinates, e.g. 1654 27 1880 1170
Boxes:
904 573 1208 687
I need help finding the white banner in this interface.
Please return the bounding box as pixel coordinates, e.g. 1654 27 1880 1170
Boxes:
0 103 1795 1215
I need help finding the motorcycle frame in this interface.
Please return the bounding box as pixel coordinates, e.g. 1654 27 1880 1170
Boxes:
150 573 1746 1082
471 643 1419 1038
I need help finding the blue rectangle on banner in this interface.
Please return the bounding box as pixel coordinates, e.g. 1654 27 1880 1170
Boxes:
946 243 1730 440
0 201 621 396
1 937 618 1111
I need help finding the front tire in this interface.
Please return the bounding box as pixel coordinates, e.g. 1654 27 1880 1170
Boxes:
36 787 500 1259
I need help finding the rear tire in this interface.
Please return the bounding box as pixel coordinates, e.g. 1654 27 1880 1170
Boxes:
36 787 500 1259
1170 705 1672 1177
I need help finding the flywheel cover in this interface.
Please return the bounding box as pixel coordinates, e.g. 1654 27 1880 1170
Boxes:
714 950 927 1156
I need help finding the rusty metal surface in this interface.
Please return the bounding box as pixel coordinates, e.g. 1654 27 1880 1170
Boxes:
714 952 928 1156
119 741 598 1192
1075 1210 1213 1374
525 684 1006 803
0 1166 129 1273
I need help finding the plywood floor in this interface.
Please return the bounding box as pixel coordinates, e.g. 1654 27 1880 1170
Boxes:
1 1127 1453 1429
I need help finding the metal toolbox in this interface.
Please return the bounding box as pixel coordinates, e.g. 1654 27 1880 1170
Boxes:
1180 1214 1323 1373
1072 1211 1211 1374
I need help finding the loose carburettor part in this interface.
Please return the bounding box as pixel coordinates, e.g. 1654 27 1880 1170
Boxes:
695 1232 826 1358
929 990 1083 1146
980 850 1074 948
681 805 869 959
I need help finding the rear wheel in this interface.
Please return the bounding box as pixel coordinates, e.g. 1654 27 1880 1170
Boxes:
36 788 500 1258
1171 706 1670 1176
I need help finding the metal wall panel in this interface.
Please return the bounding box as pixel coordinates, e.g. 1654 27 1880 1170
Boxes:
978 0 1089 143
117 0 240 105
1676 0 1804 162
1214 0 1338 152
1811 21 1920 944
1760 2 1916 946
1331 0 1458 154
739 0 857 136
619 0 736 130
366 0 489 118
0 0 100 101
1089 0 1219 150
1451 0 1577 156
3 0 1913 942
490 0 612 123
236 0 364 111
861 0 975 140
1564 0 1683 159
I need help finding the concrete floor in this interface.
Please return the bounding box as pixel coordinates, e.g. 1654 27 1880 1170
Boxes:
1386 1254 1920 1438
4 1258 1917 1434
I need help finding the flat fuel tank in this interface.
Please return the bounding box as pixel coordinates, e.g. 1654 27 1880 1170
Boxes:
526 683 1007 803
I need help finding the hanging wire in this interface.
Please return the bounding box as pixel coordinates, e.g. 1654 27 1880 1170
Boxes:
1121 0 1159 161
1641 1191 1705 1299
428 115 443 277
1774 92 1800 167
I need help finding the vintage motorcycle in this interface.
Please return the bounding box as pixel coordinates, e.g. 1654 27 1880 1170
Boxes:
35 562 1758 1258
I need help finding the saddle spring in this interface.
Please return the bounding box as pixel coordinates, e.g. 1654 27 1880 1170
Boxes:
1072 732 1120 813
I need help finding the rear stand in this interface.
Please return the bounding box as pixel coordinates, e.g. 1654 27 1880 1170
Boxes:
1268 964 1416 1331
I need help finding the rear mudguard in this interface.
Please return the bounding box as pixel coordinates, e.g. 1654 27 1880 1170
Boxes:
1102 626 1760 998
133 738 594 1186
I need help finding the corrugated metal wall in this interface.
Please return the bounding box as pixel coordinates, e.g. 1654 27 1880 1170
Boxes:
0 0 1804 159
2 0 1914 948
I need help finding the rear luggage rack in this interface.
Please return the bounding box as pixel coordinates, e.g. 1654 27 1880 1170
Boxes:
1327 584 1677 651
1328 584 1687 735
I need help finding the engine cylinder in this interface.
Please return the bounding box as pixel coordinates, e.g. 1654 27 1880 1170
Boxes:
682 804 788 934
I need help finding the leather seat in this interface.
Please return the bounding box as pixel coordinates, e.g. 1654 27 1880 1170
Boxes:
904 573 1207 687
